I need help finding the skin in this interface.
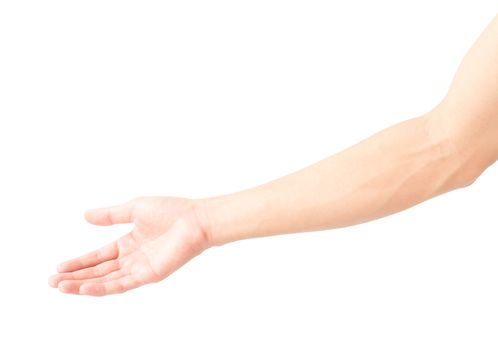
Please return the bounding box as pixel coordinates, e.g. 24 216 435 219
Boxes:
49 14 498 296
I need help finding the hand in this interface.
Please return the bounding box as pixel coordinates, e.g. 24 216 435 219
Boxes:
49 197 211 296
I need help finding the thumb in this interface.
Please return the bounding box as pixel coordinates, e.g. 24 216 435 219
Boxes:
85 202 134 226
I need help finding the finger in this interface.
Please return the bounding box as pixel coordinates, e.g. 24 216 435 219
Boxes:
80 276 141 296
57 241 118 273
57 270 125 294
49 259 120 287
85 202 134 226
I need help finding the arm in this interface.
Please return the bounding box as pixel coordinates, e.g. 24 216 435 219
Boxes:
199 112 461 245
50 14 498 296
201 13 498 246
438 13 498 179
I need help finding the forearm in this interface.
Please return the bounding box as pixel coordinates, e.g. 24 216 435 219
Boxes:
198 110 466 246
196 14 498 246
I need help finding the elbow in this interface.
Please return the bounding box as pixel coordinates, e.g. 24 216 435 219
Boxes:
441 131 489 190
436 143 481 192
425 109 493 191
456 163 481 188
453 152 493 189
447 128 497 190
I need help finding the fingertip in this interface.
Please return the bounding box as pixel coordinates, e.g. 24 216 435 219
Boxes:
48 275 59 288
58 281 70 293
85 204 133 226
58 280 82 294
57 263 69 273
84 208 102 225
84 208 117 226
84 209 91 221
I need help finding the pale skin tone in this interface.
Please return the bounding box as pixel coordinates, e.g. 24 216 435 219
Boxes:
49 14 498 296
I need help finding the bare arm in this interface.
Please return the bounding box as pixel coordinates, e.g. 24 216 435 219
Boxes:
439 13 498 178
50 14 498 296
199 13 498 246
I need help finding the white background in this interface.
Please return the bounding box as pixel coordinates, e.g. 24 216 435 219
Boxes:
1 1 497 349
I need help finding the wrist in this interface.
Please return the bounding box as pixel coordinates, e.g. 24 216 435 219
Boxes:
193 190 263 247
194 184 281 246
192 197 220 248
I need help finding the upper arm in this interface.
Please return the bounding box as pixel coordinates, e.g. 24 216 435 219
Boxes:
437 13 498 183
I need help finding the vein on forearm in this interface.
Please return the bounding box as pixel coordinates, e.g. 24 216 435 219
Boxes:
207 113 464 244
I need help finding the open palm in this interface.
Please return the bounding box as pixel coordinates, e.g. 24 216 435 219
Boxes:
49 197 210 296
